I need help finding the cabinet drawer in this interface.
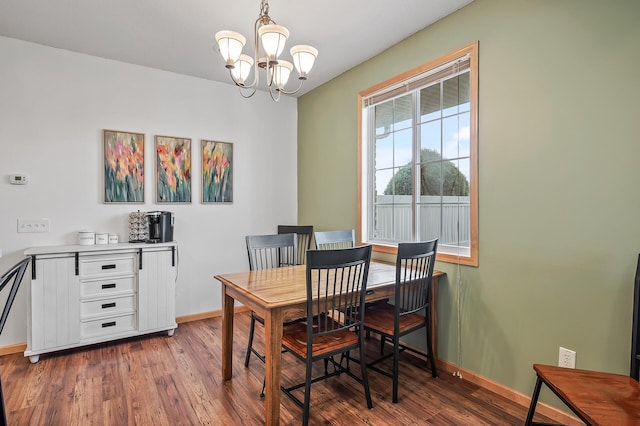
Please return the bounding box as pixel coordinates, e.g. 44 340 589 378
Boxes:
81 314 136 339
81 295 136 318
81 277 135 297
80 255 135 278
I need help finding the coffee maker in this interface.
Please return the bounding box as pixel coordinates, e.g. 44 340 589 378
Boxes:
147 211 174 243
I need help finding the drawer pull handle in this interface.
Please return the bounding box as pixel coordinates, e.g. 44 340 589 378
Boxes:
102 321 116 328
102 283 116 289
102 302 116 309
365 290 374 295
102 264 116 270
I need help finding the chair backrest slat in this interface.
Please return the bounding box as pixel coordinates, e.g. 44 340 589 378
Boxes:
314 229 356 251
395 240 438 318
278 225 314 265
306 246 372 339
246 234 297 271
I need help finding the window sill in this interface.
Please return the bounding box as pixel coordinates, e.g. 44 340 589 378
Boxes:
367 242 478 267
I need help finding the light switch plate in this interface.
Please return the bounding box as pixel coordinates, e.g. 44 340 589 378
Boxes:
17 218 50 233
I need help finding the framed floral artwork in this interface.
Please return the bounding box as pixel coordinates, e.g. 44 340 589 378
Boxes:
202 140 233 203
103 129 145 203
155 135 192 203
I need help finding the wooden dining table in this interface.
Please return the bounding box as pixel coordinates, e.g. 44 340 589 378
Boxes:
215 260 445 426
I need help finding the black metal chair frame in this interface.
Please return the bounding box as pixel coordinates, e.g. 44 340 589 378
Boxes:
281 246 373 426
0 257 31 426
361 240 438 403
278 225 314 265
524 253 640 425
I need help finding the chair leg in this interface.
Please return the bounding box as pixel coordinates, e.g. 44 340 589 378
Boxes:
245 314 256 367
425 314 437 378
392 336 400 403
303 357 313 426
524 376 543 426
360 335 373 409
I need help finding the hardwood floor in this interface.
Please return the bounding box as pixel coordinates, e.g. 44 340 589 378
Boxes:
0 312 548 425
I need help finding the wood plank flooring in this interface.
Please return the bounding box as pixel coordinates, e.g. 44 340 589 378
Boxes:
0 312 549 425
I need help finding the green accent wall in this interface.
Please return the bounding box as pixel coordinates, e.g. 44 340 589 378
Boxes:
298 0 640 410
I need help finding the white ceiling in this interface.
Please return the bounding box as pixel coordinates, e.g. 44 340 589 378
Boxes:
0 0 473 96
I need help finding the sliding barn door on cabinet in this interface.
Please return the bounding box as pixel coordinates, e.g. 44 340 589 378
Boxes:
138 245 177 333
27 254 81 353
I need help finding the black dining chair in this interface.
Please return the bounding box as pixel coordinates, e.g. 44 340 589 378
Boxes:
244 233 298 370
314 229 356 250
0 257 31 426
361 240 438 403
277 225 314 264
281 245 373 426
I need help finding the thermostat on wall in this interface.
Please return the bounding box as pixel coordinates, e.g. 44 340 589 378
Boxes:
10 174 28 185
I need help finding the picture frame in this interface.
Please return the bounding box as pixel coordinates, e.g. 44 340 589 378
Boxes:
155 135 192 203
103 129 145 203
202 140 233 203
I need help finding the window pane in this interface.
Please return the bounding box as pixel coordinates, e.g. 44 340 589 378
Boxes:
374 169 394 197
459 112 470 158
419 84 440 122
373 201 412 241
375 133 393 169
375 102 393 137
441 203 461 246
442 115 460 160
394 204 412 241
420 162 442 197
458 72 470 112
394 128 413 167
373 203 393 240
443 73 471 116
419 120 441 156
418 204 440 242
385 166 412 197
393 94 412 131
443 159 470 197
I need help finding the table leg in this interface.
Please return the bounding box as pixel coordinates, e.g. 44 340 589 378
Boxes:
264 307 284 426
222 284 234 380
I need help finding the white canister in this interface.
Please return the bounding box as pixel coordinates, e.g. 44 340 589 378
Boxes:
78 232 95 245
108 234 119 244
95 233 109 245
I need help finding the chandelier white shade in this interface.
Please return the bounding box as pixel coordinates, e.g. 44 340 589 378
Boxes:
258 24 289 63
230 54 254 85
290 45 318 79
214 31 246 67
214 0 318 100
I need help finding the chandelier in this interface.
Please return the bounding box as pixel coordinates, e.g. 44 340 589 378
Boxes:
214 0 318 101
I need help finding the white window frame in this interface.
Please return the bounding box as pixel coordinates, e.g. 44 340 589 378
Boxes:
357 42 478 266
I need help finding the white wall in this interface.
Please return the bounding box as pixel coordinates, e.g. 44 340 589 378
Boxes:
0 36 298 345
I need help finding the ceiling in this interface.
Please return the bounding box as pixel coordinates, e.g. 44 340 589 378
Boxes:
0 0 474 96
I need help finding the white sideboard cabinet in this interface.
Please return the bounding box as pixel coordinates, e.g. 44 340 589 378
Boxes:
24 242 177 363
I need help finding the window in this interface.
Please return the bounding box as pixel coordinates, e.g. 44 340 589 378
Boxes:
358 42 478 266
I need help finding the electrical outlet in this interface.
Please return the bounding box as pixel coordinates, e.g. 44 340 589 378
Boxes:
558 347 576 368
17 218 50 233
